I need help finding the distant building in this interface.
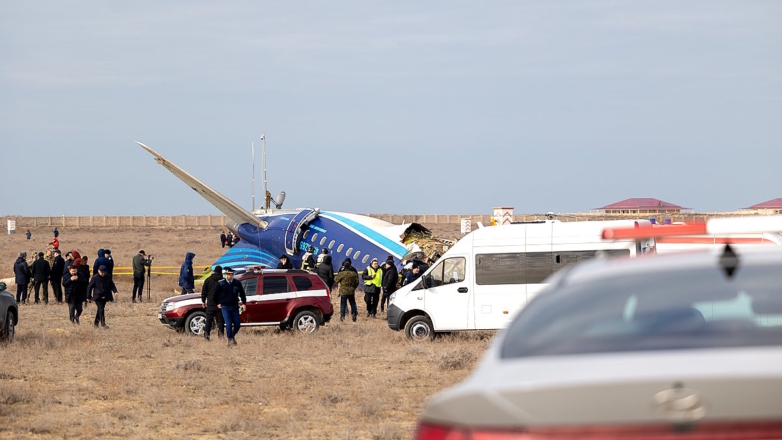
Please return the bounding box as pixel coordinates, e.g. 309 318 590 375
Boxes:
594 198 690 215
743 198 782 215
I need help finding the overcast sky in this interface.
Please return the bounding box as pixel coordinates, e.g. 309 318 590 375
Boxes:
1 1 780 216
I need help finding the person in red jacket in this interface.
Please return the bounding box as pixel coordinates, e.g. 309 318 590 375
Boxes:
48 236 59 250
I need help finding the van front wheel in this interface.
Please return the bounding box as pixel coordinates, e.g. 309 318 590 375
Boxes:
405 316 434 341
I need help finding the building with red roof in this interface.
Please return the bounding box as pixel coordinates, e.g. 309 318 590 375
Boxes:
743 198 782 215
594 198 690 215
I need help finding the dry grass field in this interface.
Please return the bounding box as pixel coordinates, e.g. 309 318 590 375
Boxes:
0 225 491 439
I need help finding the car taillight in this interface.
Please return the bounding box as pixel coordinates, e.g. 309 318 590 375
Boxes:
414 421 782 440
325 286 331 301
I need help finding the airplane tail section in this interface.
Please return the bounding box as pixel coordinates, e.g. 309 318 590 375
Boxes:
136 142 267 230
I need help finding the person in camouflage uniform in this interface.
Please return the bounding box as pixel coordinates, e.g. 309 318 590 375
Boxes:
44 249 55 270
334 259 359 322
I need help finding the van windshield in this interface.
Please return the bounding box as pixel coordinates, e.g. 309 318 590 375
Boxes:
501 264 782 359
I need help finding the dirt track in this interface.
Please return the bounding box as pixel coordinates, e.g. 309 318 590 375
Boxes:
0 225 488 439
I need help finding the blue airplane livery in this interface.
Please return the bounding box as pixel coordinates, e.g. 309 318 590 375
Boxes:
137 142 431 274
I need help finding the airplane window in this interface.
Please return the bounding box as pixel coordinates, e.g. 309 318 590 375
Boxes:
362 255 369 264
346 247 353 256
329 240 335 249
311 233 318 243
337 244 344 253
353 251 361 260
303 230 310 239
320 237 327 246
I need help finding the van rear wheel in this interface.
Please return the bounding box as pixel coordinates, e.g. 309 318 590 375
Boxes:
405 316 434 341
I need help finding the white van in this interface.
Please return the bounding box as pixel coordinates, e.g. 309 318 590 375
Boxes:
386 220 654 340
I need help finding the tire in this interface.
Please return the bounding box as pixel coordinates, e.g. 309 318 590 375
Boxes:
185 311 207 336
405 315 434 341
293 310 319 334
1 311 15 343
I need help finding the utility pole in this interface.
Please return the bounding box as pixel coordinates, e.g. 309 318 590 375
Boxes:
252 142 255 211
261 134 268 212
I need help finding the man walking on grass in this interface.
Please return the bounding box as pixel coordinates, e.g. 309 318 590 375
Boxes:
212 267 246 347
88 266 118 328
63 264 88 324
201 265 225 341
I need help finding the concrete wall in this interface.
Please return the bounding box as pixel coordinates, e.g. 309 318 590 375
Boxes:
2 211 773 230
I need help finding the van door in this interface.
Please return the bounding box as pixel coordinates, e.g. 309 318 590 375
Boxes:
422 256 470 331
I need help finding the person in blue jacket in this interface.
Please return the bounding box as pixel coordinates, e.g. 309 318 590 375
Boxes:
178 252 195 295
93 249 112 280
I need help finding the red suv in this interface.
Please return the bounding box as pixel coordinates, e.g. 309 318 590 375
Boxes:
158 269 333 335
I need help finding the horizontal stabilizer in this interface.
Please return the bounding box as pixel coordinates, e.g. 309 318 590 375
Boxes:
136 142 266 230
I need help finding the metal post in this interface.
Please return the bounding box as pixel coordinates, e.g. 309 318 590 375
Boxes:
252 142 255 211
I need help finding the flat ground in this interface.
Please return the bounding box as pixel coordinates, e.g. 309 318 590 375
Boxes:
0 225 490 439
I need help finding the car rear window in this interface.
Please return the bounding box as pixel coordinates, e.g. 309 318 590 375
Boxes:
292 276 313 291
262 276 289 295
501 264 782 359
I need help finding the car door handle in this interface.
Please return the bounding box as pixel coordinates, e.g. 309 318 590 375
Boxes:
457 287 468 293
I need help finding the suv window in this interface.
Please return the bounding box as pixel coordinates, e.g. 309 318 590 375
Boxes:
293 276 313 291
501 264 782 359
241 277 258 295
262 276 289 295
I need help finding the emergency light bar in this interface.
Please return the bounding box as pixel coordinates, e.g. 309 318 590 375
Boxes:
602 215 782 240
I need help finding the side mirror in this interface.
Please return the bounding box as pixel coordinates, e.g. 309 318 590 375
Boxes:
423 275 434 289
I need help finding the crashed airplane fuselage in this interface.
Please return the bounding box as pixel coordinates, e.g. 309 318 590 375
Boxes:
137 142 433 272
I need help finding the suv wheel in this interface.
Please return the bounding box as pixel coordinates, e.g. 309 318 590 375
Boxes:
1 311 15 343
185 311 207 336
405 315 434 341
293 310 319 334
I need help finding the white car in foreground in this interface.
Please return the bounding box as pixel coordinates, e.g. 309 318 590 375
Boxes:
415 246 782 439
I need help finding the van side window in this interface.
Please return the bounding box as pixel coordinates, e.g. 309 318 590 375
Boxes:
476 253 525 285
262 276 289 295
429 257 466 287
554 250 630 268
526 253 553 284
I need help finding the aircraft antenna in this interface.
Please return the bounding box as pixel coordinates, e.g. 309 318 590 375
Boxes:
261 134 268 212
252 141 255 211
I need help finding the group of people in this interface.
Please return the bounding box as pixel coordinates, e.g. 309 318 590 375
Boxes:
219 231 239 248
285 247 429 323
12 247 120 327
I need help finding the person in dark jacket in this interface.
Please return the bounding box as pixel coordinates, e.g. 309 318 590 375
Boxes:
63 251 74 274
31 252 51 304
380 256 398 313
13 252 30 303
77 254 91 280
334 259 359 322
316 255 335 290
104 249 115 278
220 232 226 248
51 249 65 303
338 258 358 274
201 265 225 340
179 252 196 294
53 227 59 238
276 255 292 270
63 265 88 323
93 249 111 280
26 230 31 240
88 265 118 328
212 267 246 347
132 250 152 303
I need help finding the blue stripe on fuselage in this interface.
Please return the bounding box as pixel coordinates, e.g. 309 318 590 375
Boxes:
320 212 406 258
